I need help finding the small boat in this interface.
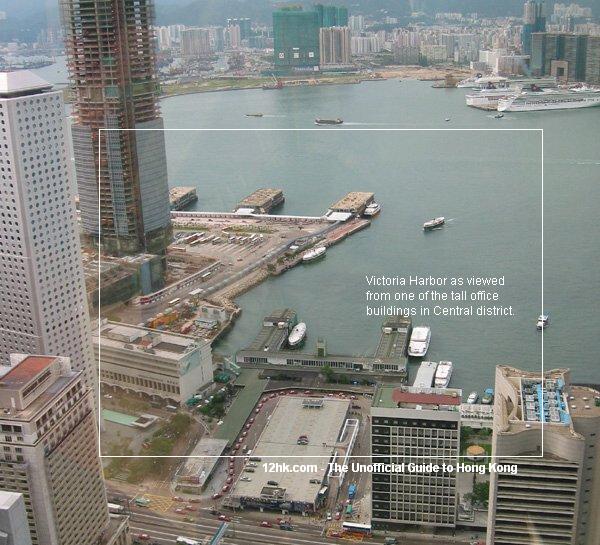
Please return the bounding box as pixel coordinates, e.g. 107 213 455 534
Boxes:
423 217 445 231
245 113 264 117
481 388 494 405
494 113 504 119
302 246 326 263
288 322 307 347
445 117 451 122
434 361 453 388
315 118 343 125
536 314 549 330
408 326 431 357
467 391 479 404
363 202 381 217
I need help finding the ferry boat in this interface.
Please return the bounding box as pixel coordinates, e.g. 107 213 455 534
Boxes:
536 314 549 330
315 118 343 125
408 326 431 357
302 246 326 262
467 391 479 404
288 322 307 347
423 217 445 231
498 87 600 112
434 361 453 388
363 202 381 216
245 113 264 117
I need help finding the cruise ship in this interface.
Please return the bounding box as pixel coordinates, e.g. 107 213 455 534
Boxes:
498 87 600 112
408 326 431 357
458 74 557 89
434 360 453 388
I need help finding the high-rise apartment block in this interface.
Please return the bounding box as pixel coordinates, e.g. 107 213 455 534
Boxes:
0 72 96 394
0 354 108 545
227 18 251 40
181 28 212 57
531 32 600 84
371 385 461 530
314 4 349 28
487 366 600 545
319 26 351 65
60 0 172 257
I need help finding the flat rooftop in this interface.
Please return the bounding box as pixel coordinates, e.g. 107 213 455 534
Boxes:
0 355 56 389
247 309 296 352
329 192 374 212
96 321 201 360
177 438 229 487
237 188 283 207
566 385 600 418
232 397 350 505
373 384 462 409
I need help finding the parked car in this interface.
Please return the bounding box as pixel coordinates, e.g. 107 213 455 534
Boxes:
211 493 222 500
218 514 231 522
260 521 272 528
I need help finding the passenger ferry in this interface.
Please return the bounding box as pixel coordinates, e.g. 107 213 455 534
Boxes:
434 361 453 388
536 314 549 330
288 322 307 347
315 118 343 125
498 87 600 112
363 202 381 216
408 326 431 357
302 246 327 262
423 217 445 231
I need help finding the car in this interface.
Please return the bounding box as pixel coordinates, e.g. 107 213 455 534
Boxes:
289 390 295 394
218 514 231 522
189 498 202 503
249 417 255 423
230 445 238 453
260 521 273 527
335 512 341 520
174 508 185 514
172 496 184 502
226 477 233 484
255 408 260 414
330 531 343 538
270 393 276 399
222 485 230 492
326 512 332 521
229 456 235 462
184 505 196 511
304 390 311 395
211 493 222 500
261 397 268 403
350 395 357 400
136 534 150 541
228 469 234 476
241 431 247 437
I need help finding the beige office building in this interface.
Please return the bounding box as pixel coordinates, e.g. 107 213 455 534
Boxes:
95 320 213 404
487 366 600 545
0 354 108 545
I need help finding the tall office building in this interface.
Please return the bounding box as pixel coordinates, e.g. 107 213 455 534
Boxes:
371 385 461 530
0 354 109 545
0 492 32 545
522 0 546 55
487 366 600 545
0 71 96 395
273 7 320 70
60 0 172 257
319 26 351 65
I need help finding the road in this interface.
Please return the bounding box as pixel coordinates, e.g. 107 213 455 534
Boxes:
129 509 473 545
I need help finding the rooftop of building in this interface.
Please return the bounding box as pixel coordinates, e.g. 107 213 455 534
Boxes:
329 191 374 212
238 188 283 206
96 320 203 359
0 490 24 510
0 70 53 97
176 438 229 486
566 385 600 418
0 355 56 389
372 384 462 409
231 397 350 505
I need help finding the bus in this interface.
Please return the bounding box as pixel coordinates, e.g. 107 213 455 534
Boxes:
176 538 201 545
107 503 124 514
134 497 151 507
342 521 371 535
168 298 181 306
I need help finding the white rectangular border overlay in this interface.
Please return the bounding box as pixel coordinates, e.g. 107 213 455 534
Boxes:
97 128 544 459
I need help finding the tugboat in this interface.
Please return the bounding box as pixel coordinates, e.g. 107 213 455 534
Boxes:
288 322 307 347
494 113 504 119
536 314 549 330
423 217 445 231
315 118 343 125
302 246 327 263
245 113 264 117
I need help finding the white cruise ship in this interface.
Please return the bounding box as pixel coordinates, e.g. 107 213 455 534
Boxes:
434 361 453 388
408 326 431 357
466 88 514 110
498 87 600 112
458 74 557 89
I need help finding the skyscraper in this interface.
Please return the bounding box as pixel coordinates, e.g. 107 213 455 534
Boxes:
371 385 461 530
0 492 33 545
273 7 320 70
60 0 172 257
487 366 600 545
314 4 349 27
522 0 546 55
0 354 109 545
0 71 96 394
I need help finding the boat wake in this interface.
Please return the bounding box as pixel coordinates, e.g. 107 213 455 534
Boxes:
343 122 396 125
262 114 287 118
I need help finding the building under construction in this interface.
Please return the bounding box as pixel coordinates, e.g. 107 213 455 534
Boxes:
61 0 172 256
